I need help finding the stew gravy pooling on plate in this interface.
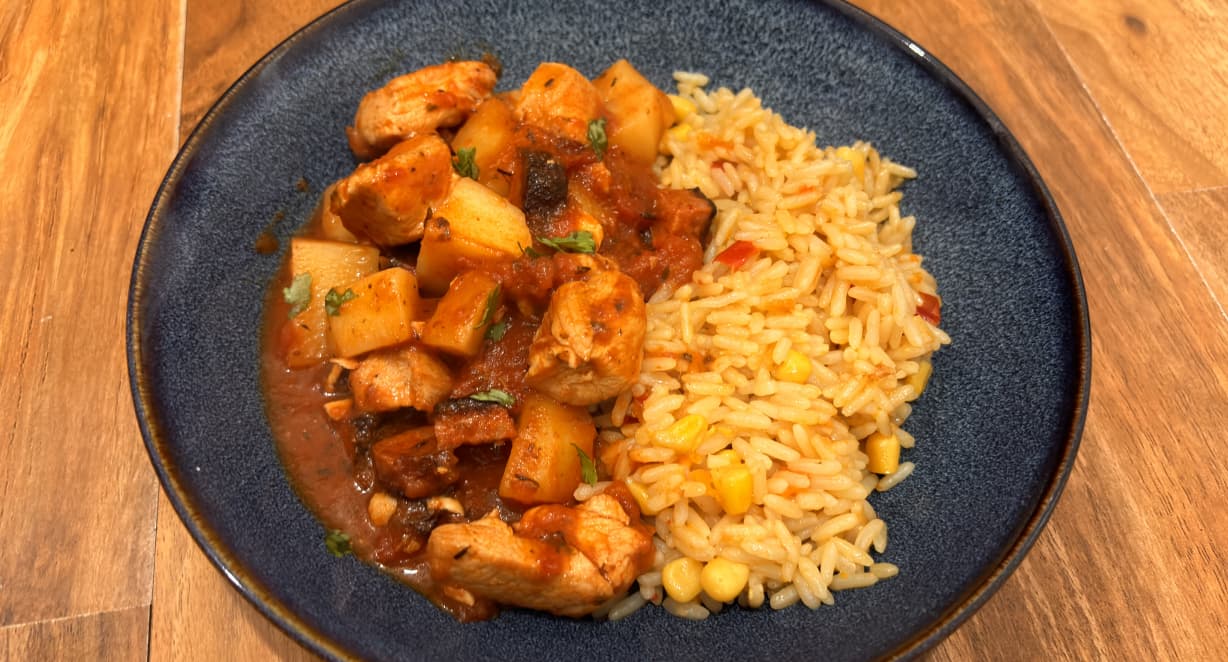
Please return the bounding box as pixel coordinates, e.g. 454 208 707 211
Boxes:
262 59 716 620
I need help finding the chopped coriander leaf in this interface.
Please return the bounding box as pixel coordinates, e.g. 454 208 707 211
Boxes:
324 530 352 557
573 444 598 485
519 242 543 259
453 146 479 180
475 284 501 328
587 118 608 161
486 320 509 342
283 273 312 318
538 230 596 254
469 388 515 407
324 288 356 316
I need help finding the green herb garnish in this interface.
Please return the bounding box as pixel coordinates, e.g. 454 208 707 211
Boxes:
486 320 509 342
519 242 543 259
453 146 479 180
470 388 515 407
475 284 501 328
587 118 607 161
573 444 598 485
324 530 352 557
324 288 356 316
538 230 596 254
283 273 312 318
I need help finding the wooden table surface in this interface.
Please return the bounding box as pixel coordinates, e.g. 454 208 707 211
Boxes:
3 0 1226 659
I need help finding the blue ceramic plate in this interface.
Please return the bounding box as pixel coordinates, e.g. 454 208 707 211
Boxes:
128 0 1089 659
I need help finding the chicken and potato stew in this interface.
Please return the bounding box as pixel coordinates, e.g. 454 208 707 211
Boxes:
263 59 713 620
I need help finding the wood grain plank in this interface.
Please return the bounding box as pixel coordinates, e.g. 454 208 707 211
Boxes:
0 607 149 661
151 3 343 656
149 493 319 661
179 0 346 135
1030 0 1228 195
158 0 1228 658
1158 186 1228 315
0 0 181 626
852 0 1228 658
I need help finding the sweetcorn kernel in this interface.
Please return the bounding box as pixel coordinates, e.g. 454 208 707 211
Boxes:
865 432 901 475
668 94 697 122
711 463 753 515
626 479 660 515
686 468 714 496
907 360 933 397
701 557 750 602
655 414 707 453
772 350 812 384
662 557 704 603
667 123 692 142
707 449 741 469
836 145 866 182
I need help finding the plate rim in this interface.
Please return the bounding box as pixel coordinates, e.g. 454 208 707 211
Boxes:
126 1 1092 659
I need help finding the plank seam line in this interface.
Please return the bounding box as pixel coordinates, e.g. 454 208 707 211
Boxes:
1028 1 1228 326
145 0 186 657
0 606 150 633
1159 183 1228 199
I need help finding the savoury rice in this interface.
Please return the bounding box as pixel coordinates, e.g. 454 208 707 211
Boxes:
594 72 949 619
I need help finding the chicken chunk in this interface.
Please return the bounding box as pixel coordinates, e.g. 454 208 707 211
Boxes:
347 60 498 160
350 343 453 413
513 63 602 146
332 133 453 246
311 181 359 243
426 494 653 617
526 268 646 406
516 494 653 590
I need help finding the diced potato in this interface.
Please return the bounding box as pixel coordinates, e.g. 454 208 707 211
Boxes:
499 391 596 505
451 97 517 197
416 177 533 294
567 179 615 226
593 60 673 164
421 270 501 358
328 267 420 358
559 199 605 250
514 62 601 145
282 238 380 367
